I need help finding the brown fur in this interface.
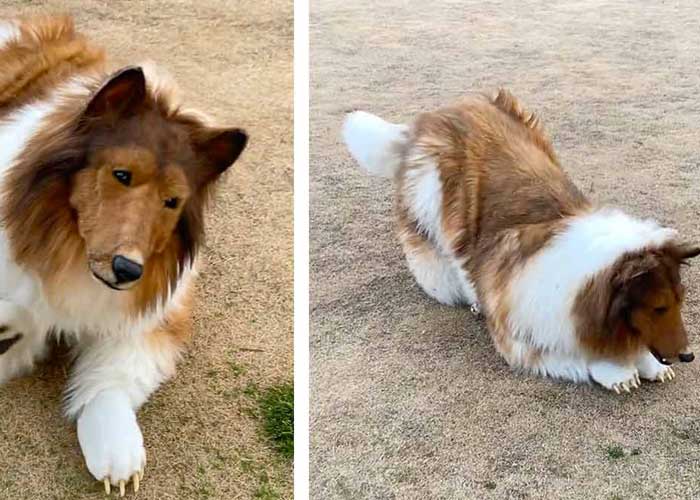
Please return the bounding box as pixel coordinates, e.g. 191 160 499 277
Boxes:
399 90 589 317
402 90 588 267
146 281 194 353
0 15 104 116
0 15 247 336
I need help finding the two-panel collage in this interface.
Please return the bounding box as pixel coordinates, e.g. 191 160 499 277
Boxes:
2 1 700 499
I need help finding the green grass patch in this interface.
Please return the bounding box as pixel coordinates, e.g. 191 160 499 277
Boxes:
190 464 214 499
253 472 280 500
228 360 248 377
606 444 625 460
259 383 294 460
254 483 280 499
240 456 257 474
245 382 261 398
254 481 279 499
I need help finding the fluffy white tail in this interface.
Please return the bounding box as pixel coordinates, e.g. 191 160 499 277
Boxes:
342 111 408 178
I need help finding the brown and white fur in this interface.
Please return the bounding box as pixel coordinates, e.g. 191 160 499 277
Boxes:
0 16 247 495
343 89 699 395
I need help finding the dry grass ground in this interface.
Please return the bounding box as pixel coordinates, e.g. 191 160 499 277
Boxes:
311 1 700 498
0 1 292 499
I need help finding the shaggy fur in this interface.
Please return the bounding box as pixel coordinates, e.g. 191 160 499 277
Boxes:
343 89 699 393
0 15 247 494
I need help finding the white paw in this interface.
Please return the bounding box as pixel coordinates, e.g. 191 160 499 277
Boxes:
636 350 676 383
77 389 145 496
589 361 640 394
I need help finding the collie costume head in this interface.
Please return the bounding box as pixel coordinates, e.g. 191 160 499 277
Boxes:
581 242 700 364
0 26 247 311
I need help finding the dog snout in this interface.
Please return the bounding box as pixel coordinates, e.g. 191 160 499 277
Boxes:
679 352 695 363
112 255 143 284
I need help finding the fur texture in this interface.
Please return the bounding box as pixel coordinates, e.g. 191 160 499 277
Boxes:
344 89 698 393
0 15 247 490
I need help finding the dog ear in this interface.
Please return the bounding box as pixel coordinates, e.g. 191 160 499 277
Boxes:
191 127 248 186
83 66 147 120
606 254 658 333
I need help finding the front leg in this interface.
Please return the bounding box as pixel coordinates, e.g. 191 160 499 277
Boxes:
635 349 675 383
66 295 192 496
76 388 146 496
589 360 640 394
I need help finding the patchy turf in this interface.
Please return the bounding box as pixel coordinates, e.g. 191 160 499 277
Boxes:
605 445 626 461
259 383 294 460
0 1 292 499
311 0 700 498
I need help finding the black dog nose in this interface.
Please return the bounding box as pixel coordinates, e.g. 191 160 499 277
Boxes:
112 255 143 283
679 352 695 363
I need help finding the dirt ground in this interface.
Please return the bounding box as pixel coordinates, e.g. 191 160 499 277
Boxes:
0 1 292 499
311 1 700 498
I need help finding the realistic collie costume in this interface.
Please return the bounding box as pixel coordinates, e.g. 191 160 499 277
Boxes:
0 16 247 495
343 90 699 394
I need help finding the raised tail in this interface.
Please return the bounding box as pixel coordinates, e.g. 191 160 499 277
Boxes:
342 111 408 178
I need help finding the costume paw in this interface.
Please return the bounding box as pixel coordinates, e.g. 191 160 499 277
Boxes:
589 361 640 394
636 350 675 383
77 389 146 497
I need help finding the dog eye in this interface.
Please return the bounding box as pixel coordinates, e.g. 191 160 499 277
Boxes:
112 169 132 186
654 306 668 315
164 197 179 209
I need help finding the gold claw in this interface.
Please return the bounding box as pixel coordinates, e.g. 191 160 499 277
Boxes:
133 472 140 493
613 385 621 394
104 478 111 495
119 480 125 497
623 383 631 393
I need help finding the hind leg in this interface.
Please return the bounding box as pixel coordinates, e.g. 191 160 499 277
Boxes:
0 300 46 383
399 224 478 307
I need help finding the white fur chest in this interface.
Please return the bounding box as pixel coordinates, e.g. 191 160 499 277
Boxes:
0 230 162 340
